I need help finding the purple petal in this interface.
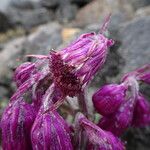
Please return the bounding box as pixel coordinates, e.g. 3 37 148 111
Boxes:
92 84 127 116
1 98 36 150
31 111 73 150
132 94 150 127
14 62 36 87
98 97 136 136
77 113 125 150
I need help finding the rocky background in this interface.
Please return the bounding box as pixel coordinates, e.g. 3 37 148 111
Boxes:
0 0 150 149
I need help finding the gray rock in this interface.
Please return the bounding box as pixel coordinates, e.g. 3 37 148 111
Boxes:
123 127 150 150
73 0 134 27
6 7 53 29
0 0 11 12
0 11 14 32
114 16 150 150
40 0 60 8
10 0 41 9
56 3 77 23
117 16 150 74
71 0 92 7
128 0 150 10
0 86 8 100
0 37 26 78
135 6 150 18
23 22 62 55
0 0 53 29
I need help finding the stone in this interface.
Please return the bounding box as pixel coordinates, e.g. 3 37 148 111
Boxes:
0 0 53 29
23 22 62 55
40 0 60 8
10 0 41 9
73 0 134 27
116 16 150 74
71 0 92 7
0 37 26 78
61 28 80 42
6 7 53 29
56 3 77 23
0 11 14 33
135 6 150 18
127 0 150 10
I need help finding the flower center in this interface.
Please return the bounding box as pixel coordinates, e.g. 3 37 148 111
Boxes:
50 52 82 97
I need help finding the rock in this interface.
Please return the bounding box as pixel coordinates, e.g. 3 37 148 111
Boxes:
0 37 26 78
135 6 150 18
56 3 77 23
6 7 53 29
112 16 150 150
0 11 14 33
10 0 41 9
0 86 8 100
71 0 92 7
61 28 80 42
40 0 60 8
123 127 150 150
127 0 150 10
116 16 150 74
0 0 11 12
74 0 134 27
23 22 62 55
0 0 53 29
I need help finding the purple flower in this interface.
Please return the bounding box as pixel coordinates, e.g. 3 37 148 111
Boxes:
92 84 127 116
132 94 150 127
122 64 150 85
98 97 136 136
1 98 36 150
14 62 36 87
31 111 73 150
32 73 52 111
76 113 125 150
49 32 114 97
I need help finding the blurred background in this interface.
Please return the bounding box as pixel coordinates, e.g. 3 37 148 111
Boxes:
0 0 150 149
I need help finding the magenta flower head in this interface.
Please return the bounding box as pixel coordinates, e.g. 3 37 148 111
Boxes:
132 94 150 127
31 110 73 150
49 31 114 97
76 113 125 150
122 64 150 85
1 98 36 150
98 97 136 136
98 76 140 136
92 84 127 116
14 62 36 87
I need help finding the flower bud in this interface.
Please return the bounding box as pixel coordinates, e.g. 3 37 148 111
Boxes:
92 84 127 116
98 97 136 136
14 62 36 87
121 64 150 85
50 29 114 97
76 113 125 150
132 94 150 127
31 111 73 150
1 98 36 150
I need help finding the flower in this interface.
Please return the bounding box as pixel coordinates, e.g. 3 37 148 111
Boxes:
76 113 125 150
97 76 140 136
92 84 127 116
98 97 136 136
1 98 36 150
49 32 114 97
121 64 150 85
31 111 73 150
132 94 150 127
14 62 36 87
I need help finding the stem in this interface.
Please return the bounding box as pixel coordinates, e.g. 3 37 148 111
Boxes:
99 13 111 34
77 90 89 118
